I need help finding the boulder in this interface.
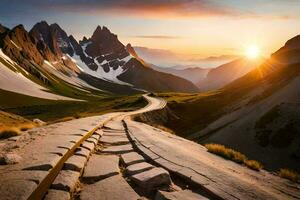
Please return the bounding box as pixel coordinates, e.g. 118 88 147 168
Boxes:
120 152 145 166
0 153 22 165
126 162 154 175
33 119 46 126
131 167 171 193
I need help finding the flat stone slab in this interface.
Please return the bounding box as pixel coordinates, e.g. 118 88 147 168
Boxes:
100 135 129 145
131 167 171 192
64 155 87 172
155 190 209 200
23 153 62 171
103 131 127 136
104 120 125 130
126 119 300 200
80 175 140 200
0 179 37 200
83 155 119 182
81 141 95 151
44 189 70 200
91 134 100 141
101 144 133 154
126 162 154 176
120 152 145 166
86 137 98 145
0 115 110 200
94 130 103 136
51 170 80 192
75 147 91 158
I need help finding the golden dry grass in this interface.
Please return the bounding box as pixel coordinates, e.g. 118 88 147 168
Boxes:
19 123 36 131
245 160 263 171
0 122 37 139
0 127 20 139
205 143 247 163
279 168 300 183
205 143 263 171
0 111 37 133
0 111 37 139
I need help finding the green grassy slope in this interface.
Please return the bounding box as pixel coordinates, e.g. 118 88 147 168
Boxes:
0 89 146 124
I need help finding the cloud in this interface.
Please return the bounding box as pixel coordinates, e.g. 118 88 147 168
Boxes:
134 35 182 39
1 0 297 20
4 0 244 18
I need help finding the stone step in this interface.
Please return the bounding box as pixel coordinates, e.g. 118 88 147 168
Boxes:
75 147 91 158
155 190 209 200
104 120 125 130
103 129 125 133
100 135 129 145
86 137 98 145
63 155 87 172
0 179 38 200
44 189 70 200
51 170 80 193
80 175 140 200
82 155 119 183
81 141 95 151
101 144 133 154
23 153 61 171
120 152 145 166
94 129 104 137
103 131 127 136
126 162 155 176
90 133 100 141
131 167 171 193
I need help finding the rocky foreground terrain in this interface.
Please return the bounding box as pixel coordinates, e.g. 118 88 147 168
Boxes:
0 95 299 200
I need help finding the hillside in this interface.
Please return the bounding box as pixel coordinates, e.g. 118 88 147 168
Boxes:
118 58 199 92
152 65 210 84
197 58 262 91
153 36 300 173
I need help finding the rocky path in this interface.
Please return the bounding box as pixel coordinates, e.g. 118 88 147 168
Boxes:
0 95 299 200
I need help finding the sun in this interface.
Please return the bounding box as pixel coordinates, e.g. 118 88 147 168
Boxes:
245 45 260 59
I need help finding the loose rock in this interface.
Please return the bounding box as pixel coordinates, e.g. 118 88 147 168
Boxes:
0 153 22 165
126 162 154 175
120 152 145 166
131 167 171 193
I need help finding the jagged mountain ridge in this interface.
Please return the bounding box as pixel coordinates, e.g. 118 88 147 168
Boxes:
0 21 198 100
30 21 198 92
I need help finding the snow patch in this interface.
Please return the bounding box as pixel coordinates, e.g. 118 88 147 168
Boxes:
120 55 133 63
10 40 21 50
81 42 93 59
71 54 131 86
57 37 69 48
0 49 18 66
0 57 76 100
43 60 102 91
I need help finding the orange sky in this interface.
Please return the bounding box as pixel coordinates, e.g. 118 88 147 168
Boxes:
119 16 300 58
2 0 300 59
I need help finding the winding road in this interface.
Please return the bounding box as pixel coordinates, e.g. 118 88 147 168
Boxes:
0 95 299 200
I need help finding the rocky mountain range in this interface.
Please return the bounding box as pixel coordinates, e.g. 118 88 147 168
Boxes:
152 65 210 84
0 21 198 100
